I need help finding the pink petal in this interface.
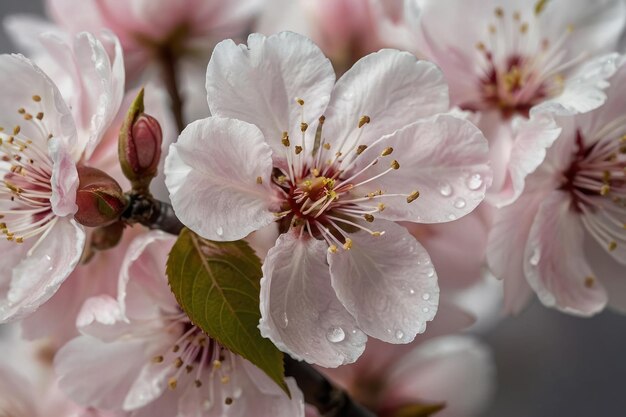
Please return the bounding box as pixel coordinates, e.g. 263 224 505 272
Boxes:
0 218 85 323
487 191 547 315
259 232 367 367
382 336 495 417
324 49 449 154
328 220 439 344
165 117 277 241
206 32 335 157
55 335 148 409
523 191 607 315
351 114 491 224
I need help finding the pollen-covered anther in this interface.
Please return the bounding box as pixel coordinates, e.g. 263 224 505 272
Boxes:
256 176 263 184
584 276 595 288
174 358 184 368
36 112 44 120
221 375 230 384
328 244 338 254
381 147 393 156
407 190 420 203
494 7 504 17
225 397 234 405
323 143 331 150
356 145 367 155
377 203 386 212
168 378 178 390
358 115 371 128
600 184 610 196
300 122 308 132
296 98 305 106
194 380 202 388
152 355 164 363
343 238 353 250
281 132 290 147
609 241 618 251
363 214 375 223
213 359 222 369
295 145 303 155
371 231 383 237
390 160 400 170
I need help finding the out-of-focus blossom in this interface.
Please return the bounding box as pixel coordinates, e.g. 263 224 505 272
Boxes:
404 0 626 204
257 0 414 73
55 232 305 417
165 31 492 367
487 62 626 316
0 30 124 323
42 0 261 80
309 336 495 417
0 325 123 417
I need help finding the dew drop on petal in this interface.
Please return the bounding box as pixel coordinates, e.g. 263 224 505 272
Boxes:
425 267 435 278
422 307 430 313
447 213 457 220
395 330 404 340
529 248 541 266
409 288 416 295
216 226 224 237
438 182 453 197
454 198 466 209
466 173 483 190
422 292 430 301
326 326 346 343
280 313 289 329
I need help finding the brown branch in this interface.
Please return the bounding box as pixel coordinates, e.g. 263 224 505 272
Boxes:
157 47 185 134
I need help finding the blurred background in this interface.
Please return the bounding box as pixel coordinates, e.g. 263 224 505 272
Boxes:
0 1 624 416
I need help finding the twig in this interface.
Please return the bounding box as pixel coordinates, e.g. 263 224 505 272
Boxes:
157 47 185 133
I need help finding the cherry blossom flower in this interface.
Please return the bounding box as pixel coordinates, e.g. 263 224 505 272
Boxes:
257 0 414 73
55 231 305 417
309 336 495 417
406 0 626 204
164 31 492 367
487 63 626 315
0 30 124 323
42 0 261 79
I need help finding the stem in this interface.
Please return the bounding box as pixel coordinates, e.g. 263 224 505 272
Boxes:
158 47 185 133
121 194 376 417
284 357 377 417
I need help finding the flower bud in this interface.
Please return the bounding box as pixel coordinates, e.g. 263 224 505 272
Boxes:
74 166 127 228
119 88 163 191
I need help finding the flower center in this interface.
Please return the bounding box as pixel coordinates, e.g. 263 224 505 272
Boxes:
151 313 241 407
271 100 420 253
562 126 626 253
463 7 579 118
0 95 56 248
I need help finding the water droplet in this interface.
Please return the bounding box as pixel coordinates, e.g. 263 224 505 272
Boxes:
466 173 483 190
425 267 435 278
447 213 457 220
409 288 416 295
395 330 404 340
216 226 224 236
422 292 430 300
280 313 289 329
454 198 466 209
529 248 541 266
326 326 346 343
422 307 430 313
438 182 453 197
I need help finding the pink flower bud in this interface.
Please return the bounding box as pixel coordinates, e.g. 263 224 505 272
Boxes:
74 166 127 228
119 89 163 191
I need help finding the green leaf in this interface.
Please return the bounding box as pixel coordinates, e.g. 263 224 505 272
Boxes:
166 228 289 395
392 402 446 417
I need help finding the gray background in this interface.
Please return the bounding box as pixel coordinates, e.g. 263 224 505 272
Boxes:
0 1 625 416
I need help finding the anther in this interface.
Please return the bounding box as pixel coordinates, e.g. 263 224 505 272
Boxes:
328 244 338 254
23 114 33 121
356 145 367 155
213 360 222 369
323 143 331 150
281 132 290 147
152 355 164 363
343 238 353 250
36 112 44 120
300 122 308 132
295 146 303 155
371 231 382 237
381 147 393 156
377 203 386 212
168 378 178 390
195 380 202 388
17 108 25 114
358 116 371 128
407 191 420 203
319 115 326 124
600 184 610 196
609 241 617 252
221 375 230 384
185 365 193 373
296 98 305 106
495 7 504 17
225 397 234 405
32 95 41 102
13 126 20 135
174 358 184 368
390 160 400 170
584 276 595 288
363 214 375 223
172 345 180 353
256 176 263 184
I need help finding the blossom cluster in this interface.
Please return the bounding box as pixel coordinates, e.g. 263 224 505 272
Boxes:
0 0 624 416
